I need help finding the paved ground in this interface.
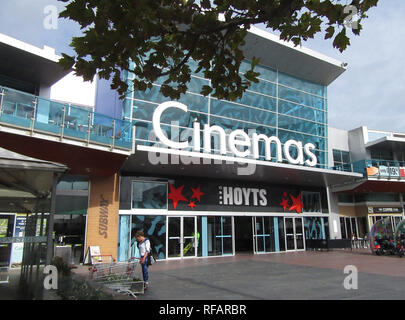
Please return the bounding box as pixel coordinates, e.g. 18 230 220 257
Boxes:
2 249 405 299
135 249 405 300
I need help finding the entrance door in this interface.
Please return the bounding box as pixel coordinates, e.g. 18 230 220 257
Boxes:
284 217 305 251
167 216 197 259
253 216 271 254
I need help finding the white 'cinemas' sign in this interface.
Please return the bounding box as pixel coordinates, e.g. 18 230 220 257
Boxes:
147 101 318 167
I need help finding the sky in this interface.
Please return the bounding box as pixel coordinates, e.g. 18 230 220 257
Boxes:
0 1 404 132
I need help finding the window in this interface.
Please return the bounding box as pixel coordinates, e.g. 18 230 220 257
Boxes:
132 181 167 209
302 192 321 213
370 149 393 161
333 149 351 171
340 216 369 239
354 193 400 202
337 194 354 203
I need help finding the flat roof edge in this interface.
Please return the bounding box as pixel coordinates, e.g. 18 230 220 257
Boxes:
248 26 345 68
0 33 60 63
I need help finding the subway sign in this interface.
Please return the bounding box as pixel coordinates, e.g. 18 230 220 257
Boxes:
137 101 318 167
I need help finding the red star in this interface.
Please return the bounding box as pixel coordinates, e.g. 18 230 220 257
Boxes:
280 197 289 211
188 201 196 209
191 186 205 202
168 184 188 210
289 193 304 213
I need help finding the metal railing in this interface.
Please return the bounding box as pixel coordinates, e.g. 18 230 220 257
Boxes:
0 86 133 152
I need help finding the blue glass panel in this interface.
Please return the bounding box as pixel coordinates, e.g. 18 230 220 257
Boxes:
248 80 277 97
278 129 325 151
1 87 35 128
278 114 325 137
278 72 325 97
123 98 132 119
177 93 209 113
235 91 276 112
279 86 325 110
160 110 207 128
90 113 114 145
240 60 277 82
132 100 206 128
132 100 156 121
133 120 152 141
134 85 165 104
278 100 325 123
118 215 130 262
132 181 167 209
210 115 276 136
114 119 133 148
210 99 276 127
131 215 166 259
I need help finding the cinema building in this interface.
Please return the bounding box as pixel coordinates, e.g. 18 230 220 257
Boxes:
0 27 368 266
110 27 367 261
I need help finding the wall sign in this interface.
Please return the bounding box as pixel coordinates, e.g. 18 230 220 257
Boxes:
166 180 326 213
138 101 318 167
371 207 403 214
367 164 401 178
98 195 109 239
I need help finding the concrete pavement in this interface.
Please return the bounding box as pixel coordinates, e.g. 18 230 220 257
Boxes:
137 250 405 300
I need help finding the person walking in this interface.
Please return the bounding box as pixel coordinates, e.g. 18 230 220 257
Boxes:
135 231 151 290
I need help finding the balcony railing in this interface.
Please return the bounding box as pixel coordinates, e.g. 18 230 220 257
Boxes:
331 159 405 180
0 86 133 151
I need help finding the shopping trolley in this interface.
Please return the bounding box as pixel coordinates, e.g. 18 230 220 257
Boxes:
88 257 143 298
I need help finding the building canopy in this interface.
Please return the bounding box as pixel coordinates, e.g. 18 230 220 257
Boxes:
0 148 68 213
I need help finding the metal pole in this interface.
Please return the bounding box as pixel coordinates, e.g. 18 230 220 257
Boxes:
45 173 57 266
0 88 5 117
60 107 66 141
31 97 38 136
111 120 116 150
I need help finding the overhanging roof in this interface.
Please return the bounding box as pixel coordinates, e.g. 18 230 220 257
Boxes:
120 150 363 188
332 179 405 194
365 136 405 152
0 33 70 87
0 148 68 213
243 26 346 86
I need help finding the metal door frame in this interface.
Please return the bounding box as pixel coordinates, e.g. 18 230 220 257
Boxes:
284 217 305 252
166 216 197 259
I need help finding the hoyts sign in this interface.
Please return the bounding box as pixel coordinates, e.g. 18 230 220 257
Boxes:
167 180 327 214
138 101 318 167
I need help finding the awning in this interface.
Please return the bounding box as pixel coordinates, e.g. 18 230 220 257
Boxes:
120 149 363 188
366 136 405 153
0 148 68 213
0 33 70 90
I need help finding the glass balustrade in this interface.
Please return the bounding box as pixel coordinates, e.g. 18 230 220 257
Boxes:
330 158 405 180
0 85 133 150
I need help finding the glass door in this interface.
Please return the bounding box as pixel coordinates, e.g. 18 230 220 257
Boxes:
183 217 197 257
284 217 305 251
295 218 305 250
167 216 197 259
285 218 295 251
168 217 181 258
253 217 272 254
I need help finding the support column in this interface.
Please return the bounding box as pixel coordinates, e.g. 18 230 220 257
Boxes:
86 173 120 260
326 186 342 239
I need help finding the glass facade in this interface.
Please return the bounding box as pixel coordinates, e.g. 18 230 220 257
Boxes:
132 181 167 209
118 215 166 261
123 60 328 168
